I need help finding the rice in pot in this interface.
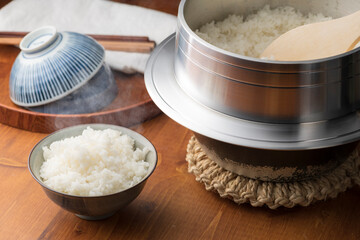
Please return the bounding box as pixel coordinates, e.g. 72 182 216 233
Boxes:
39 127 149 196
195 5 331 58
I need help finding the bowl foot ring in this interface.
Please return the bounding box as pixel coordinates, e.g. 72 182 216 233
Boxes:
186 136 360 209
76 212 116 221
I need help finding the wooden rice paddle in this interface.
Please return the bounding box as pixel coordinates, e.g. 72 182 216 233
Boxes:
260 10 360 61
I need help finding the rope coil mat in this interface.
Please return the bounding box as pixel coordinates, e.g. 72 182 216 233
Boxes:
186 136 360 209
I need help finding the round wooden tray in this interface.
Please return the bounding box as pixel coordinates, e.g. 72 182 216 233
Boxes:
0 46 161 133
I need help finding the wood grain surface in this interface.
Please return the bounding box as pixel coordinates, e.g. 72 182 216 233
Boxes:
0 1 359 240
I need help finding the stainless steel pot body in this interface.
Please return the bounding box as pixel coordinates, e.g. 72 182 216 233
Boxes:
144 33 360 181
175 0 360 123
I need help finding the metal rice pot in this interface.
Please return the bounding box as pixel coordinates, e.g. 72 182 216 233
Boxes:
175 0 360 123
145 0 360 183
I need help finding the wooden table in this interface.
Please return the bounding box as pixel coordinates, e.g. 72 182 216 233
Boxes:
0 1 359 239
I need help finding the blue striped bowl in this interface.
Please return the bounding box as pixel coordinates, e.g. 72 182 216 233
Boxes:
9 26 115 112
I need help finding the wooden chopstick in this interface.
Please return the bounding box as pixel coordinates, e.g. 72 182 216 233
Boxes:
0 31 156 53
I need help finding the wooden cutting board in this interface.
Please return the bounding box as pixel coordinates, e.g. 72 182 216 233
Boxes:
0 45 161 133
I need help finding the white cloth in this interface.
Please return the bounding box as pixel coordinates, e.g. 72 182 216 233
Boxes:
0 0 177 73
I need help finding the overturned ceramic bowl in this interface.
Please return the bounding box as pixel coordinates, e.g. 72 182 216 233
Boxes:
9 26 117 114
28 124 157 220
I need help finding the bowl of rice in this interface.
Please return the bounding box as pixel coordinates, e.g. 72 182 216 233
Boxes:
28 124 157 220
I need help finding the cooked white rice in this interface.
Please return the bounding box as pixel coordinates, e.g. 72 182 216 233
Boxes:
195 5 331 58
39 127 149 196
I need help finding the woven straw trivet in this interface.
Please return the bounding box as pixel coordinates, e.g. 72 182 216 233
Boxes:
186 136 360 209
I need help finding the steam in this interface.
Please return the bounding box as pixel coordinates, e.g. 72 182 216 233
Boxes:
27 63 117 114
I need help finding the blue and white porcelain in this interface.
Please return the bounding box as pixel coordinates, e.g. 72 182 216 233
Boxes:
9 26 117 113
